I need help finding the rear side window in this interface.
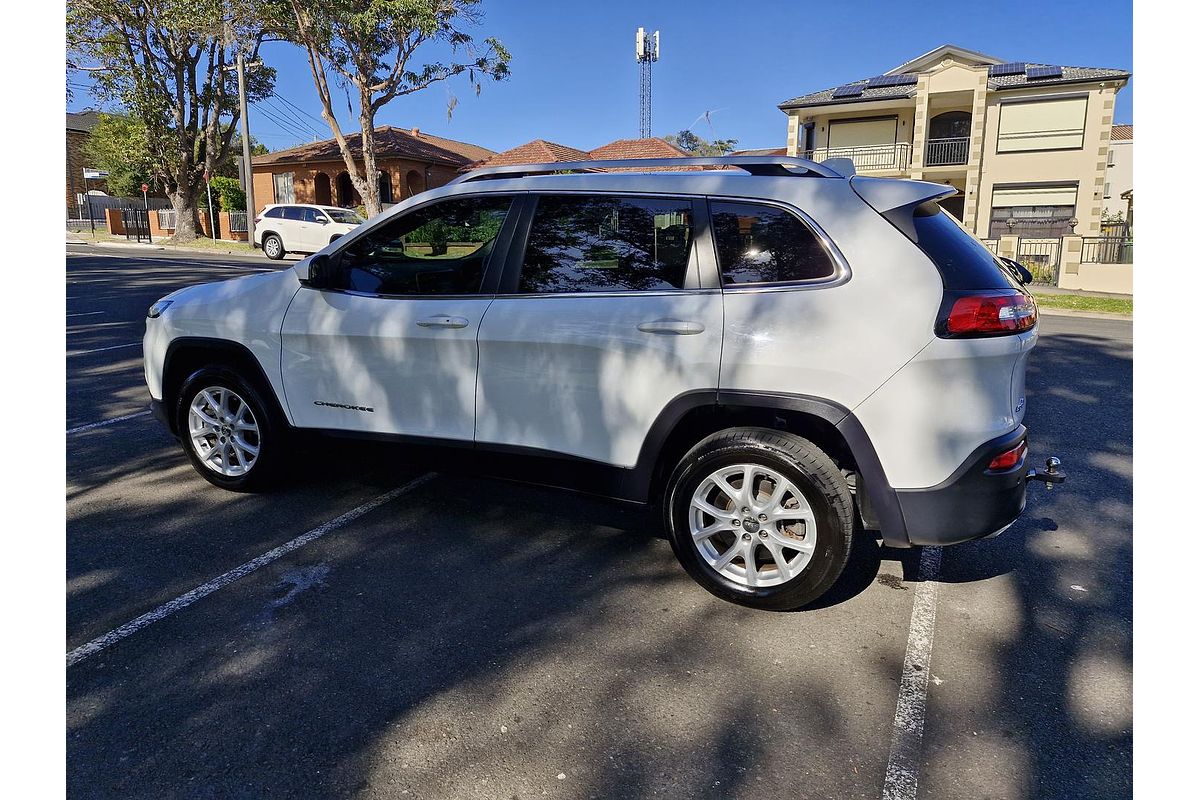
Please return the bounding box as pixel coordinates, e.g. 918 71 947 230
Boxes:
710 201 836 285
263 207 284 219
909 203 1014 290
519 195 694 294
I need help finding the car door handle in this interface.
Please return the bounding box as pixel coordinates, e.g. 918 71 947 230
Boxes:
416 315 470 329
637 319 705 335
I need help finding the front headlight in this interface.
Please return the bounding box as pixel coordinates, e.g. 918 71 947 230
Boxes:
147 299 174 319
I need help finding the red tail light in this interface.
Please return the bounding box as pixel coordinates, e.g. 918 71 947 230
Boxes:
988 440 1027 471
940 290 1037 337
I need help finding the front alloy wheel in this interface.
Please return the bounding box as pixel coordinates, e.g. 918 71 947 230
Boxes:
187 386 260 476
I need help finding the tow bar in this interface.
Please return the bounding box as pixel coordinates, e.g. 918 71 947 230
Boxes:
1026 456 1066 490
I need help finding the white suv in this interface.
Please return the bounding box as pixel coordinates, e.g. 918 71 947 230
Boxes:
145 156 1063 610
253 204 364 260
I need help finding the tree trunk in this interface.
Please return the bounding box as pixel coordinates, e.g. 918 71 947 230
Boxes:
355 106 382 218
170 190 198 241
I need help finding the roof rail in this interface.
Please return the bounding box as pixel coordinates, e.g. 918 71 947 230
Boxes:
449 155 844 185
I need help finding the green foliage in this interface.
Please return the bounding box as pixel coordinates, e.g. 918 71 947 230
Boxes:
665 129 739 156
81 113 156 197
202 176 246 211
67 0 277 236
285 0 511 216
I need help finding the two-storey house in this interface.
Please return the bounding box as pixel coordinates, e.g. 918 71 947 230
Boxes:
779 44 1130 240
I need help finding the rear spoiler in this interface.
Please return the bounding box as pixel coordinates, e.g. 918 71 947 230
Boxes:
850 176 957 241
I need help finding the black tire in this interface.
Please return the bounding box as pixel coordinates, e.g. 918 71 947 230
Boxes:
663 427 854 611
175 366 285 491
262 233 285 260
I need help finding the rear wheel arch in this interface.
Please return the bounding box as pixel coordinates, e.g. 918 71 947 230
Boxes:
162 339 289 436
634 390 908 545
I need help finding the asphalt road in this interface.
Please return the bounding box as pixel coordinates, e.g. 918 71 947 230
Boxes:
66 244 1132 800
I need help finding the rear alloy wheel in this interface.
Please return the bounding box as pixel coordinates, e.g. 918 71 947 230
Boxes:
177 368 283 491
664 427 854 610
262 233 285 260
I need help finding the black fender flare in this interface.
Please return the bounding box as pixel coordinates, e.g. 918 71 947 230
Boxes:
625 389 910 548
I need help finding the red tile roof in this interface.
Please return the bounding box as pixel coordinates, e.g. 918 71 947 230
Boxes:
588 137 688 160
1110 124 1133 141
252 126 495 167
465 139 591 169
465 137 701 172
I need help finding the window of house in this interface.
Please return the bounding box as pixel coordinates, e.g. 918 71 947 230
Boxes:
996 96 1087 152
332 196 511 295
519 195 694 294
988 184 1079 238
1104 182 1111 199
272 172 295 204
710 201 836 285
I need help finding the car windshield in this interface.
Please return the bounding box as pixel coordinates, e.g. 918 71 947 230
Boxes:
324 209 364 225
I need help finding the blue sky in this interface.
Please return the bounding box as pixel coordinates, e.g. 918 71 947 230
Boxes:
67 0 1132 154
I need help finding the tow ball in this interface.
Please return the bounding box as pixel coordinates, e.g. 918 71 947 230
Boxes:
1026 456 1066 490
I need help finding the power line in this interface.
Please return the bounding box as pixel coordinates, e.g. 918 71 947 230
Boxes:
262 96 320 140
250 100 311 144
271 91 328 131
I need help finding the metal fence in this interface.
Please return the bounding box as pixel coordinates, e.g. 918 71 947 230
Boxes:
925 137 969 167
800 143 913 172
1081 237 1133 264
980 238 1000 254
120 208 152 243
1016 238 1062 286
156 208 177 230
70 193 170 221
228 211 248 233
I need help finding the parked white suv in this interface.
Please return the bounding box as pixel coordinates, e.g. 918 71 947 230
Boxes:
145 156 1063 610
253 203 364 260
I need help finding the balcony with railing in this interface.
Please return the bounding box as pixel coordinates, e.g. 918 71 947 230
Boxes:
924 137 969 167
800 142 913 173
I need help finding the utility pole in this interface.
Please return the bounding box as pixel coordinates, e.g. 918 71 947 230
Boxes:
235 48 256 247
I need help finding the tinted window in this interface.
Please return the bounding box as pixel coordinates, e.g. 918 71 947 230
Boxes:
301 208 325 223
282 206 305 221
520 195 694 294
263 207 284 219
711 201 836 285
333 196 511 295
910 203 1013 290
325 209 363 224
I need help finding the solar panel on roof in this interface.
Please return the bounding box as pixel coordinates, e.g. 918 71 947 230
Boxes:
1025 65 1063 80
988 62 1026 77
866 74 919 88
831 84 865 98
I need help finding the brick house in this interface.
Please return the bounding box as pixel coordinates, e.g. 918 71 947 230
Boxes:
250 126 495 214
66 110 104 218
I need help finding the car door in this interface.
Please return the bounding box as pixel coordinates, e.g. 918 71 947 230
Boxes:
280 194 518 439
474 193 723 468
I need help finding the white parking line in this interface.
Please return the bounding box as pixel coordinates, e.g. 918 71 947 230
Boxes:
66 311 106 318
69 342 141 356
66 472 436 667
67 410 152 435
882 546 943 800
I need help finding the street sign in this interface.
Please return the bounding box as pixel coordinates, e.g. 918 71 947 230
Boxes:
83 168 109 180
141 183 149 193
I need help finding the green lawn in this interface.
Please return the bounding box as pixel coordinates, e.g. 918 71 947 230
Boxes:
1032 292 1133 315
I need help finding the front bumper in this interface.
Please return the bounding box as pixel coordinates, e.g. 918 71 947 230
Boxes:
149 398 172 432
895 426 1032 547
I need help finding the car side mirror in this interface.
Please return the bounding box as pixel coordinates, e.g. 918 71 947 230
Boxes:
302 253 333 288
315 217 329 224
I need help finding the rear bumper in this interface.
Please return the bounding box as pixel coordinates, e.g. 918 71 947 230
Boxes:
894 426 1029 547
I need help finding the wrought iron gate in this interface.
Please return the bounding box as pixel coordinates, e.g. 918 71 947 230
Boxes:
1016 238 1061 286
121 207 152 243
